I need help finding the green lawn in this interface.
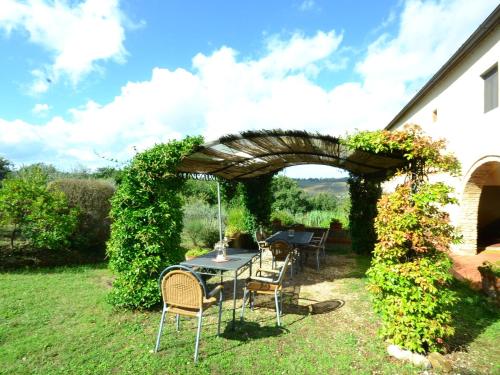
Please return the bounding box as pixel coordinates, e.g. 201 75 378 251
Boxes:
0 253 498 374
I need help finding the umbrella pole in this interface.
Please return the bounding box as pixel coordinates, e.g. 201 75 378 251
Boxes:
217 181 223 243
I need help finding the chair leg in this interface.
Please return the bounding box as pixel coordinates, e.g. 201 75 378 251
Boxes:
316 249 320 271
280 291 283 316
274 291 281 326
175 314 180 332
154 304 167 352
217 291 223 336
194 314 203 363
240 288 248 320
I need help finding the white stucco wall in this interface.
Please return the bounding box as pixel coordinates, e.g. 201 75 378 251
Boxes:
386 26 499 253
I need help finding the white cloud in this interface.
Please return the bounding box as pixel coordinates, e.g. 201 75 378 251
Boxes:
0 0 497 176
298 0 316 12
357 0 498 89
0 0 127 93
32 103 50 115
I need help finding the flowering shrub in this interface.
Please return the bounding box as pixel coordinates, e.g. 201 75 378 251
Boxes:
346 124 461 353
367 183 459 352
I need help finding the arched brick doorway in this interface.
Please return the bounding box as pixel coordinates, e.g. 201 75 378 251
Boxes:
459 156 500 254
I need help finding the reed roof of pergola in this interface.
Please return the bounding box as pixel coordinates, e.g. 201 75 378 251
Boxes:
176 129 407 180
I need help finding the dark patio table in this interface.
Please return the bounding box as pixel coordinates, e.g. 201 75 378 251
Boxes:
180 247 259 327
266 230 314 246
266 231 315 271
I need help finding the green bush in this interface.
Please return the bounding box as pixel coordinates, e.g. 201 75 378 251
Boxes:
225 205 248 237
270 210 294 226
49 179 116 253
185 247 211 258
367 182 458 353
0 166 78 250
106 136 203 309
182 198 221 248
293 210 334 228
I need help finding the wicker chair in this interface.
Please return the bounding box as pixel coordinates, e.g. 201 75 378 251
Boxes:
240 253 292 326
154 265 223 363
270 239 296 278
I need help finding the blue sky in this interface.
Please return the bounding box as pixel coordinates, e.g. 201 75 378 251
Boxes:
0 0 498 177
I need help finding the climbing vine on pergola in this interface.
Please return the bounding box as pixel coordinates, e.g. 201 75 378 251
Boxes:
107 125 460 353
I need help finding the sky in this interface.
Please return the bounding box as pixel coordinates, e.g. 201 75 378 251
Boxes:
0 0 498 178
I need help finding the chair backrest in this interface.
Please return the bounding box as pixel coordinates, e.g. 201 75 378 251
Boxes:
291 223 305 231
270 240 292 261
322 229 330 246
276 253 293 285
313 228 326 238
158 265 208 310
255 229 268 242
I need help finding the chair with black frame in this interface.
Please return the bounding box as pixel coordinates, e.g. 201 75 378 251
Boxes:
240 253 292 326
154 265 223 363
254 228 270 268
269 239 297 278
301 231 328 271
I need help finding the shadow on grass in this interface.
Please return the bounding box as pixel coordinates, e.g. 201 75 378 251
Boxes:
0 260 108 274
448 279 499 351
0 246 106 272
221 320 288 342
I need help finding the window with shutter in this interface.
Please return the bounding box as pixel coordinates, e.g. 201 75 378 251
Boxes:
481 64 498 113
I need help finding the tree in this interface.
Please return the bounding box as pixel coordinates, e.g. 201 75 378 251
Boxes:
308 192 338 211
0 166 78 250
0 156 12 181
15 163 61 181
271 176 311 214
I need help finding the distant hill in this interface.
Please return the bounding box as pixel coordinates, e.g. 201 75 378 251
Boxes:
295 177 349 197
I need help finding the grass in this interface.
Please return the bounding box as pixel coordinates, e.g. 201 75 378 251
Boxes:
0 250 498 374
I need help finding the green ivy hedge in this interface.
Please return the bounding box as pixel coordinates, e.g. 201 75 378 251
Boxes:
106 136 203 309
345 124 461 353
348 174 381 255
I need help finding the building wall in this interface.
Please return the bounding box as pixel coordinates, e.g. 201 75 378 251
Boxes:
386 27 499 254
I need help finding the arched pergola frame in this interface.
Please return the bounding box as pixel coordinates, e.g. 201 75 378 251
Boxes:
176 129 408 181
106 129 409 309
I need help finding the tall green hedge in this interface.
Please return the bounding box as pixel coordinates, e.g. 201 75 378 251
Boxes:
107 136 203 309
50 178 115 254
348 174 381 255
241 174 274 233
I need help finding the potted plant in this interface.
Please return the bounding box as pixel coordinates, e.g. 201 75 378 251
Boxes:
330 218 343 231
224 206 248 248
478 261 500 302
185 247 210 261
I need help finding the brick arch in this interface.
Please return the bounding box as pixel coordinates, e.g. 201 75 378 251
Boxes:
458 156 500 254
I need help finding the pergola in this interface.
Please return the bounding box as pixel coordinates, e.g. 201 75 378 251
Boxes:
175 129 408 243
176 129 407 180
